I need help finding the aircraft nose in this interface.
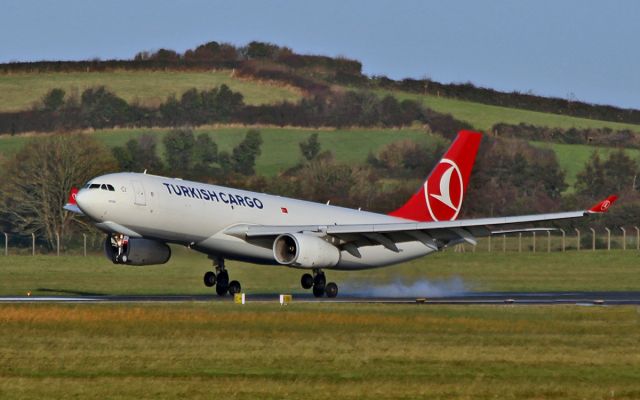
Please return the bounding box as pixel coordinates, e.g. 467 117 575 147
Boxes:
75 189 99 219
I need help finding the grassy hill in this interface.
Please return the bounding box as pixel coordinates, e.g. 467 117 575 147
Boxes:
0 127 438 176
533 141 640 189
384 90 640 133
0 70 301 111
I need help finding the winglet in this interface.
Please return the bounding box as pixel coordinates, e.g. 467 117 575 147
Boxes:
64 187 83 214
588 195 618 213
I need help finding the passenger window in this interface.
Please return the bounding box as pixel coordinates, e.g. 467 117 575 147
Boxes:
107 184 115 191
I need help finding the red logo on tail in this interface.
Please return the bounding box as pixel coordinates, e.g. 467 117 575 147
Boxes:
425 159 463 221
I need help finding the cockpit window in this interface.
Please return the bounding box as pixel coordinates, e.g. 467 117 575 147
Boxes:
107 184 115 191
89 184 100 189
100 184 108 190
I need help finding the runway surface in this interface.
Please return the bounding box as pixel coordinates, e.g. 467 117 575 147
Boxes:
2 291 640 305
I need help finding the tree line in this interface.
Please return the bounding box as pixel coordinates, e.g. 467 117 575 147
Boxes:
1 40 637 124
0 85 470 136
492 122 640 149
2 128 636 249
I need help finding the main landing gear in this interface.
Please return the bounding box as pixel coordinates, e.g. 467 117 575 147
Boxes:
203 257 241 296
301 269 338 298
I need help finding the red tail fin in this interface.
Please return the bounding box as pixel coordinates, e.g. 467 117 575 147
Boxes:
388 130 482 222
67 187 79 205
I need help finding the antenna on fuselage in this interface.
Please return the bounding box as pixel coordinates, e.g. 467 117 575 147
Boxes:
143 169 147 174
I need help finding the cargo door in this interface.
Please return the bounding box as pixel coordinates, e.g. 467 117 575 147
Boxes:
132 181 146 206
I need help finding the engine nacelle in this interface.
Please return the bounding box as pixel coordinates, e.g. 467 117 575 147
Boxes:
104 235 171 266
273 233 340 268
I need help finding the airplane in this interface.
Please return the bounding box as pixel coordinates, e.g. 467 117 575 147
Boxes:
64 130 617 298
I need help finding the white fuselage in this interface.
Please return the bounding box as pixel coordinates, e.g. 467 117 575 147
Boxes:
76 172 434 270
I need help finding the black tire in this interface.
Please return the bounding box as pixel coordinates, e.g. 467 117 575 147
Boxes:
313 273 326 287
216 282 229 296
203 271 216 287
301 273 314 289
325 282 338 298
312 284 325 298
228 280 241 295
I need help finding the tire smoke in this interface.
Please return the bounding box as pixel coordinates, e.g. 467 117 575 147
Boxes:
341 277 468 298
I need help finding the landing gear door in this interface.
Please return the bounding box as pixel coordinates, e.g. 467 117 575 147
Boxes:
132 181 146 206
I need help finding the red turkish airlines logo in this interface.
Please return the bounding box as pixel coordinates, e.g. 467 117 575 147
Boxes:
424 158 463 221
600 200 611 212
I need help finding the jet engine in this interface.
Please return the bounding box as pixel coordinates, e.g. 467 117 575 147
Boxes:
273 233 340 268
104 235 171 266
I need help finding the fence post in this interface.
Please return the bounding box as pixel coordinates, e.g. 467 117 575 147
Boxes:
621 227 626 251
590 228 596 251
518 233 522 253
83 234 87 257
55 232 60 256
575 228 580 251
31 233 35 256
3 232 7 256
636 226 640 250
605 227 611 251
488 236 491 252
560 229 565 252
503 234 506 253
532 232 536 253
547 230 551 253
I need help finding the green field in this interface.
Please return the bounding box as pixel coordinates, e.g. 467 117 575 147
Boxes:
2 251 640 398
0 127 438 176
384 90 640 133
0 70 301 111
2 249 640 296
533 141 640 188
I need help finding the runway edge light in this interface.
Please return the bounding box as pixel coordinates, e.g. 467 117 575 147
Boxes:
279 294 292 305
234 293 245 305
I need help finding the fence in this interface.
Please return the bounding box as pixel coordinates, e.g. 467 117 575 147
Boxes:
452 227 640 253
0 231 105 256
1 227 639 256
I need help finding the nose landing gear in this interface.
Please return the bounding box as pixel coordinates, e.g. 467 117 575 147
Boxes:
301 269 338 298
203 257 241 296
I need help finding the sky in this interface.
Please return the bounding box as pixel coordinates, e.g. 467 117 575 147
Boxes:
3 0 639 109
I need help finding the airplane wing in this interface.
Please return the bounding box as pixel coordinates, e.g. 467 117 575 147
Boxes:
224 196 617 256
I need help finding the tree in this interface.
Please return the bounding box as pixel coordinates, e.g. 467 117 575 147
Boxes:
231 130 263 175
0 134 117 248
163 128 196 173
299 133 321 161
113 134 164 173
41 88 66 111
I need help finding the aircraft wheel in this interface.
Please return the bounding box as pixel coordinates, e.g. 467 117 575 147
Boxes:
301 273 314 289
312 284 325 298
203 271 216 287
313 272 326 287
216 270 229 296
228 280 241 295
325 282 338 298
216 281 229 296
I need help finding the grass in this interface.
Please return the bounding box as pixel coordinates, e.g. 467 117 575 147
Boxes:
0 70 301 111
1 248 640 296
2 251 640 398
383 89 640 133
0 127 438 177
533 141 640 188
0 303 639 399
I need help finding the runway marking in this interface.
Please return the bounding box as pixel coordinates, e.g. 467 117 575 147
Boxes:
1 292 640 305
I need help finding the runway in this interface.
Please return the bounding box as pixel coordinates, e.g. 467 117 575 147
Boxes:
2 291 640 305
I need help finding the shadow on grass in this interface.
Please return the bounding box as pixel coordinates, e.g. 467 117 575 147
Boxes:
37 288 107 296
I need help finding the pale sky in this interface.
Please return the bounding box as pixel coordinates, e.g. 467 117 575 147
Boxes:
2 0 639 109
